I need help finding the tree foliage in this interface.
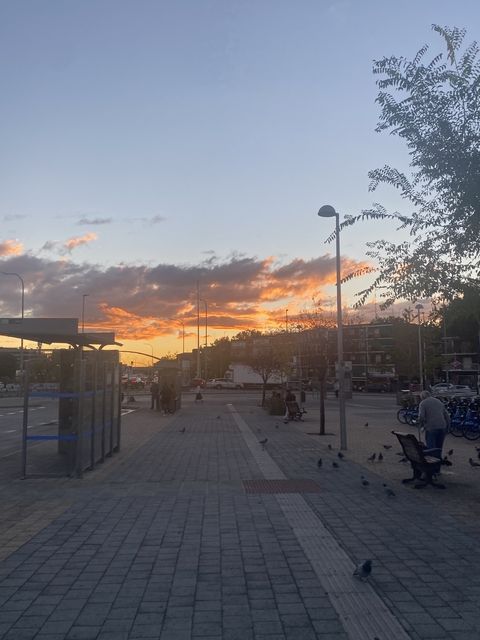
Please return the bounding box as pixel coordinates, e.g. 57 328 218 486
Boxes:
342 25 480 307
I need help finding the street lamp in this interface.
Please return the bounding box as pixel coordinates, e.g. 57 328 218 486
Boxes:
317 205 347 450
144 343 154 367
200 299 208 381
1 271 25 375
415 303 424 390
81 294 89 334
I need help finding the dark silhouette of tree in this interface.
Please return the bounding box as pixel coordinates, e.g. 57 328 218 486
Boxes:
247 346 288 407
0 352 16 382
342 25 480 307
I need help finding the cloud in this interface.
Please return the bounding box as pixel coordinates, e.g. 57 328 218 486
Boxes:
77 217 112 225
3 214 27 221
124 215 166 225
0 251 372 341
41 233 98 255
0 240 23 256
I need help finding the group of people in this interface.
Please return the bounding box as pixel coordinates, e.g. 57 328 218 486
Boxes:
150 379 175 414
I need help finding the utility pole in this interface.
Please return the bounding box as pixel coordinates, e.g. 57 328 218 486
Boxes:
196 281 201 378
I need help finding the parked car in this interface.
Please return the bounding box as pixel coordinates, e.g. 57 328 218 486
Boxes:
431 383 476 397
365 381 389 393
205 378 244 390
431 383 455 394
450 384 476 397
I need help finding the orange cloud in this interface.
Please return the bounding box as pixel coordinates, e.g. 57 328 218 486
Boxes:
0 252 375 349
64 232 97 253
0 240 23 256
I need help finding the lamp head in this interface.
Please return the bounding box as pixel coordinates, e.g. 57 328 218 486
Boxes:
318 205 337 218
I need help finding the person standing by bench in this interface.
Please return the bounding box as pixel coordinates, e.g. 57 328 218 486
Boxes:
418 390 450 460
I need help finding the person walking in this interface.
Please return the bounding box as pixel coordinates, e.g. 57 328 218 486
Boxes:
334 380 339 399
160 381 172 415
418 390 450 459
150 379 159 411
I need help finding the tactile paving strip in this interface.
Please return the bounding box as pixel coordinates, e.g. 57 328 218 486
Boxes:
243 478 321 494
229 404 411 640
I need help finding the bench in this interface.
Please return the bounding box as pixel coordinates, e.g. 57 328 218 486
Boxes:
285 401 305 422
392 431 445 489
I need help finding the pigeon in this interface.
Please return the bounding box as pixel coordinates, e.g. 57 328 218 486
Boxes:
353 560 372 581
399 457 407 463
364 422 369 427
383 483 396 497
259 438 268 448
367 453 376 462
447 449 454 456
317 458 322 468
337 452 344 459
216 415 221 419
361 476 369 487
179 427 186 433
332 461 340 468
383 445 392 450
378 452 383 462
469 458 480 467
441 457 453 467
328 444 333 450
395 452 404 456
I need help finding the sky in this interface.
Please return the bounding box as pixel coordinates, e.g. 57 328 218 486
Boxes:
0 0 479 364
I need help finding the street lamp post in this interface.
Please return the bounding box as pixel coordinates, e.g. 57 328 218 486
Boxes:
200 299 208 381
144 343 154 367
81 294 89 334
1 271 25 375
317 205 347 450
415 303 424 390
196 281 201 378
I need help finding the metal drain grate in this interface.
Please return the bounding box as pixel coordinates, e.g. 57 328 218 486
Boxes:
244 479 320 494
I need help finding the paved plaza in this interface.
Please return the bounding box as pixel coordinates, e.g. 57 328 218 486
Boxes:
0 391 480 640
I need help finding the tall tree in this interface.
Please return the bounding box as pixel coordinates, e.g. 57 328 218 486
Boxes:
247 346 289 407
343 25 480 307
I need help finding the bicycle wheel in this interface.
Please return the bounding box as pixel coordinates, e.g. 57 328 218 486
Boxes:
449 420 465 438
463 423 480 440
396 408 408 424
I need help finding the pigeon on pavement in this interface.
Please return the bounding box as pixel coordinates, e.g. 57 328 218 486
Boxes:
469 458 480 467
337 452 344 459
383 445 392 450
378 452 383 462
353 560 372 581
332 461 340 468
317 458 322 468
328 444 333 450
361 476 369 487
367 453 376 462
364 422 369 427
179 427 186 433
259 438 268 448
383 483 396 497
447 449 454 456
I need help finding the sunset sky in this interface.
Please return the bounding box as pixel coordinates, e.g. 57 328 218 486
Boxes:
1 1 479 364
